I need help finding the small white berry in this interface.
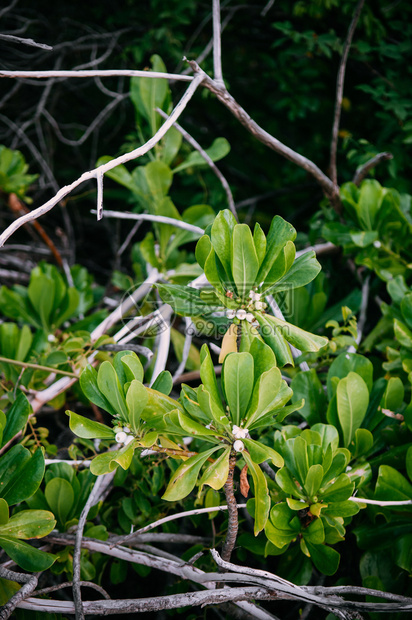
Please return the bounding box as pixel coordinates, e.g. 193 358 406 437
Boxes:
115 431 127 443
233 439 245 452
226 309 236 319
236 309 247 320
254 301 265 311
245 312 254 323
373 240 381 249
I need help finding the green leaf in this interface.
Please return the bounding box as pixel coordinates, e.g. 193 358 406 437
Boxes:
80 365 118 417
303 518 325 544
356 179 384 230
243 438 283 468
0 446 45 506
276 467 306 499
210 210 233 283
336 372 369 447
257 216 296 284
156 283 218 316
265 502 301 548
130 54 168 132
0 510 55 539
262 314 328 352
272 251 321 293
375 465 412 502
67 411 115 440
401 293 412 330
253 223 267 267
291 370 325 425
231 225 259 300
245 367 283 427
97 361 129 421
195 235 213 270
1 391 31 447
0 499 8 526
0 536 56 572
327 353 373 398
407 446 412 483
28 274 54 331
161 126 182 166
255 313 294 367
305 541 340 575
90 451 121 476
45 478 74 527
173 137 230 173
304 464 323 498
198 448 230 491
351 428 373 458
162 446 221 501
120 354 144 383
126 380 148 432
222 352 254 426
320 473 354 502
394 319 412 348
200 345 224 409
243 451 271 534
382 376 404 411
151 371 173 395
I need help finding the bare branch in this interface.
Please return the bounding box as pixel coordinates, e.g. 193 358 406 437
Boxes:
329 0 365 186
221 453 238 562
349 496 412 506
261 0 275 17
149 311 172 385
0 73 204 247
114 503 247 546
17 587 273 615
213 0 224 85
73 474 112 620
90 209 205 234
0 70 193 81
156 107 237 220
0 34 53 50
0 573 38 620
352 152 393 185
187 61 340 208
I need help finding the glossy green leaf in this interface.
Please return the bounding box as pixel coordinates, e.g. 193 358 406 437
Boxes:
304 464 323 498
0 509 55 539
255 313 294 367
45 478 74 526
273 251 321 293
394 319 412 348
321 473 354 503
231 224 259 300
243 451 271 534
0 499 8 526
97 361 128 421
243 438 283 468
327 353 373 399
67 411 115 439
198 448 230 491
375 465 412 502
0 446 45 505
356 179 384 230
90 451 121 476
126 380 148 432
0 536 56 572
120 354 144 383
291 369 325 425
222 352 254 426
210 210 233 283
28 274 54 330
162 446 220 501
257 216 296 284
156 283 218 316
265 502 301 548
263 314 328 352
253 222 267 267
80 365 118 417
336 372 369 447
130 54 168 132
173 137 230 173
303 518 325 544
1 391 31 447
305 541 340 575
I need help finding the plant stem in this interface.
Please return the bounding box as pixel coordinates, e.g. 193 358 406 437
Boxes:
221 452 238 563
0 356 77 378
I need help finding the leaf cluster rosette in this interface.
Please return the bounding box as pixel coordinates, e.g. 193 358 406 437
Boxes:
157 210 328 366
265 424 360 575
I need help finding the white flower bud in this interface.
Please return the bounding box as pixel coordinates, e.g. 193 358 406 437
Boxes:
236 309 247 320
226 309 236 319
373 240 381 248
245 312 254 323
254 300 265 311
47 334 57 343
123 426 130 433
115 431 127 443
233 439 245 452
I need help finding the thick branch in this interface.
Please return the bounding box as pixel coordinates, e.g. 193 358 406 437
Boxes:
221 453 238 562
329 0 365 186
352 152 393 185
0 573 38 620
212 0 224 85
187 61 340 208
